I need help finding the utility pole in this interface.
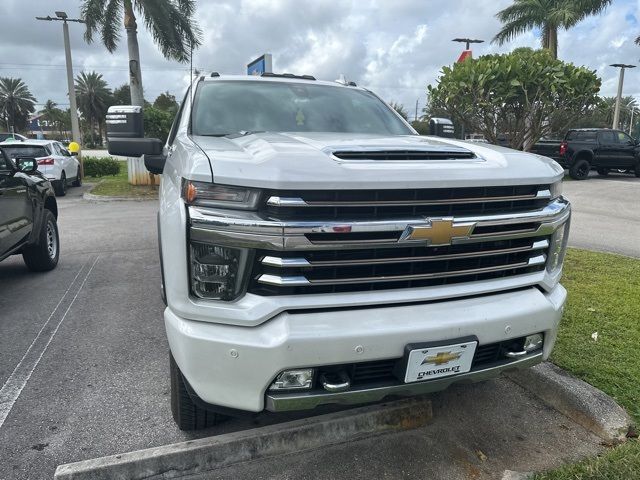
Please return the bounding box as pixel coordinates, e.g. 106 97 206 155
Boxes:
610 64 636 130
414 98 419 122
35 11 84 150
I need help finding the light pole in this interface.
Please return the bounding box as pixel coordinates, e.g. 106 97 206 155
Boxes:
452 38 484 62
35 11 84 149
610 64 636 130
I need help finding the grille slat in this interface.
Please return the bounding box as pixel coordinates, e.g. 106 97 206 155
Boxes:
264 185 551 220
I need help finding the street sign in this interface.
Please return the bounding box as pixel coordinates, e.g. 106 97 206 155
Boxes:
247 53 273 75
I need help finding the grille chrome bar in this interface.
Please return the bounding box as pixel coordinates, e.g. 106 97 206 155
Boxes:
266 189 551 208
261 239 549 268
258 254 547 287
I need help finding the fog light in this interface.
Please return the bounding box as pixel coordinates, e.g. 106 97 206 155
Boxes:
524 333 544 352
270 369 314 390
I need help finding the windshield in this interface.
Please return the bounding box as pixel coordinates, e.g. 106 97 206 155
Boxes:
2 145 49 159
191 80 413 136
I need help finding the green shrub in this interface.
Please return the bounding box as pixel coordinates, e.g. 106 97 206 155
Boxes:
83 156 121 177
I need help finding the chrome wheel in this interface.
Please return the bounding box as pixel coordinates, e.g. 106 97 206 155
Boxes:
46 220 58 259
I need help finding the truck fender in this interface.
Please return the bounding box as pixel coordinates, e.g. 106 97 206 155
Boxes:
571 150 593 164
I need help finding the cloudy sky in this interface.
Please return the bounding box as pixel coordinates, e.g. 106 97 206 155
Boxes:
1 0 639 117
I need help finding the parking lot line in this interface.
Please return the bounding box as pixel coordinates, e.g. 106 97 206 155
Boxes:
0 256 99 429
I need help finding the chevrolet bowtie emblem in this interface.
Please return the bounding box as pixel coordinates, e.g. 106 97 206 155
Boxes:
421 351 462 366
399 218 475 246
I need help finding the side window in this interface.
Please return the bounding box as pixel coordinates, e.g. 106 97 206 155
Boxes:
57 143 71 156
51 143 61 155
167 89 189 146
616 132 633 144
598 131 616 144
0 152 10 171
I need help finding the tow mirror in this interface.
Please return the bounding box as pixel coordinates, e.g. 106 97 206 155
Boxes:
429 118 455 138
15 157 38 173
106 105 166 174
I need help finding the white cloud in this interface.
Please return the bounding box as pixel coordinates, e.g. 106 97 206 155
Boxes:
0 0 638 114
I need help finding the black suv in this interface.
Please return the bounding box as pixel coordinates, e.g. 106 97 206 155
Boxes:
559 128 640 180
0 147 60 271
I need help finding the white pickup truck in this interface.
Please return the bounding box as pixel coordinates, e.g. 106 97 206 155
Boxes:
106 73 570 430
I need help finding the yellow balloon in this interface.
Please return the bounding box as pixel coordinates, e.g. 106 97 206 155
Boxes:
68 141 80 153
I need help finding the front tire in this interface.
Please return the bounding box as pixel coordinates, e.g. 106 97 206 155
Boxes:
634 163 640 178
22 210 59 272
54 172 67 196
170 353 227 431
569 159 591 180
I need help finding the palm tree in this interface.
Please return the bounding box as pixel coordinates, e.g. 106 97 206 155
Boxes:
75 71 112 146
0 77 36 132
389 102 409 121
42 99 59 127
82 0 202 107
493 0 612 59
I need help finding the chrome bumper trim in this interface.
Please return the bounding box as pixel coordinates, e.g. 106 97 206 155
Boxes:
189 198 570 251
257 254 547 287
260 239 550 268
264 352 543 412
265 189 552 208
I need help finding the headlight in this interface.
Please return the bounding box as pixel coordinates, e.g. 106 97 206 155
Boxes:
550 181 562 200
182 179 261 210
546 219 570 274
190 242 252 300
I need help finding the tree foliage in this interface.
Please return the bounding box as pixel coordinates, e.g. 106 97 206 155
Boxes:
493 0 612 58
153 91 179 115
41 100 72 138
427 48 601 150
0 77 36 132
82 0 202 63
112 83 131 105
75 71 113 146
143 105 173 143
389 101 409 120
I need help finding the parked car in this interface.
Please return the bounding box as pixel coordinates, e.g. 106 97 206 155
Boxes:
107 74 570 430
538 129 639 180
0 146 59 271
0 139 81 195
0 132 28 142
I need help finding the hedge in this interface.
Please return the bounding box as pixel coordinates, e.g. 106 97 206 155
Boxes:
83 156 121 177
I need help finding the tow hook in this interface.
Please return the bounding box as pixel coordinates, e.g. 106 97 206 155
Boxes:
319 371 351 393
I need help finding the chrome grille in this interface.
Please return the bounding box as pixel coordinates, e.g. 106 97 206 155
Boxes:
264 185 552 220
188 184 569 299
249 237 549 295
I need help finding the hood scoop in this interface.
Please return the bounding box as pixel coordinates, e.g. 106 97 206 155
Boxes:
332 147 476 161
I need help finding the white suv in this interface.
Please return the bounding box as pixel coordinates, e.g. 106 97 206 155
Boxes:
0 139 81 196
107 74 570 430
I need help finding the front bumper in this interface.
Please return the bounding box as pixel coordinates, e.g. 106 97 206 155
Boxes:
166 283 566 413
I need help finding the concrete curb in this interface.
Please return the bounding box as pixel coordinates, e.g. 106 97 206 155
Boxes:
506 362 631 443
82 182 157 202
54 397 432 480
82 191 157 202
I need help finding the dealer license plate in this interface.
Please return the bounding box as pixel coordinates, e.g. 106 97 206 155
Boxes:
404 340 477 383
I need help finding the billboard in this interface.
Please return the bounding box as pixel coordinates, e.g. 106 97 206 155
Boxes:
247 54 273 75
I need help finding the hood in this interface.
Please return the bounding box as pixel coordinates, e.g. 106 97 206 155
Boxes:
191 132 564 190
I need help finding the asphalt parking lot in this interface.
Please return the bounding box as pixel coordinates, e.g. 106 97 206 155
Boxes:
0 175 638 479
563 173 640 258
